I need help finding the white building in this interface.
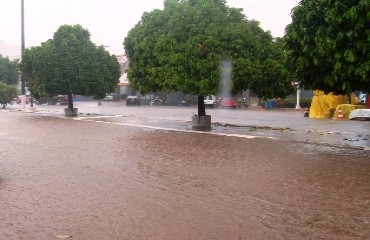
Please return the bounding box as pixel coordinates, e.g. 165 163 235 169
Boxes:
116 54 134 95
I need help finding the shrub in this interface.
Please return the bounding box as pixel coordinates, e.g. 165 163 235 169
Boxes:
0 82 18 108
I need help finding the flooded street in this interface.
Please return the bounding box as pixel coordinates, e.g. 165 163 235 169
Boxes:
0 111 369 239
24 102 370 149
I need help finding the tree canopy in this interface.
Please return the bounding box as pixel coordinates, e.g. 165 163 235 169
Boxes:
21 24 120 109
284 0 370 94
0 55 19 85
124 0 293 108
0 82 18 108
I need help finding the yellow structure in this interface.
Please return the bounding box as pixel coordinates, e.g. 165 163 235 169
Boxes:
333 104 365 120
309 90 363 119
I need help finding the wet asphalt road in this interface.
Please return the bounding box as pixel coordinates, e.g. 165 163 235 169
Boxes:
0 104 369 239
14 101 370 149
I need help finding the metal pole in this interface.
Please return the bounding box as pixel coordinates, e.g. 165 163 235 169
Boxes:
20 0 27 109
295 85 301 109
21 0 25 93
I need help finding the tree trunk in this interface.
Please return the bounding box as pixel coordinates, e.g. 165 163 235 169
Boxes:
30 94 34 107
68 93 74 110
245 89 250 106
198 95 206 116
347 93 352 104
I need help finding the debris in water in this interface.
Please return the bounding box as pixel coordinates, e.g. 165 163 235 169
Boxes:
56 235 72 239
343 138 359 142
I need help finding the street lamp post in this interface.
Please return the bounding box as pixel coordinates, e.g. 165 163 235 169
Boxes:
295 85 301 109
292 82 301 109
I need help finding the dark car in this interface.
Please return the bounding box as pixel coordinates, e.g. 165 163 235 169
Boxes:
126 96 140 106
34 97 58 105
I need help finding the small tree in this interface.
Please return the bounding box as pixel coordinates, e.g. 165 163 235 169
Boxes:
0 82 18 108
21 24 120 112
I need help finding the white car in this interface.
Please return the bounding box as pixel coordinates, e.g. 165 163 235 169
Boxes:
103 95 114 101
204 95 217 108
349 109 370 120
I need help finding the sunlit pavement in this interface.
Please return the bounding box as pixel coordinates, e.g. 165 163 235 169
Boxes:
5 101 370 149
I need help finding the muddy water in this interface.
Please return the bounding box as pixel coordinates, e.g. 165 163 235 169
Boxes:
0 112 369 239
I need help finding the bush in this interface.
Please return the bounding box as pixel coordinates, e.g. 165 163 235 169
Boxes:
277 98 312 108
0 82 18 108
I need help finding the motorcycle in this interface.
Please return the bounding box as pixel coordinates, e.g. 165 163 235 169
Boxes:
150 97 166 106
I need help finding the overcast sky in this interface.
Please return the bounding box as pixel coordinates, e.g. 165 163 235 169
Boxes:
1 0 298 56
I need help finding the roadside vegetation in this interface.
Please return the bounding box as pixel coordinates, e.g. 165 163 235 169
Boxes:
285 0 369 95
20 24 120 112
124 0 293 117
0 55 19 108
2 0 367 113
0 82 17 108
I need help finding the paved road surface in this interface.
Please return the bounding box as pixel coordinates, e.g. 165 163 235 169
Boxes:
0 109 369 239
10 101 370 149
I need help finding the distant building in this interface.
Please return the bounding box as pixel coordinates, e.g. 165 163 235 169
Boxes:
116 54 136 96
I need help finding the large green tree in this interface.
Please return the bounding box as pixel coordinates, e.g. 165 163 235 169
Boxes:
0 55 19 85
244 37 294 99
124 0 292 116
21 24 120 111
285 0 370 94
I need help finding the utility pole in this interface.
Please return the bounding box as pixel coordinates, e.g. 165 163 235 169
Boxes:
20 0 27 109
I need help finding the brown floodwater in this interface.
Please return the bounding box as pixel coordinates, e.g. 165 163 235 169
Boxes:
0 112 369 239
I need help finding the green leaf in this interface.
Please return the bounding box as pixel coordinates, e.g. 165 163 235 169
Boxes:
344 49 355 63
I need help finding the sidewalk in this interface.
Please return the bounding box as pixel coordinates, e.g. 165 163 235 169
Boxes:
4 103 370 150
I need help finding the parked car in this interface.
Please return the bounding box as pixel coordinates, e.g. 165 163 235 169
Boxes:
126 96 140 106
220 97 237 109
150 96 166 106
349 109 370 120
176 100 191 107
17 96 29 104
204 95 218 108
34 97 58 105
103 95 114 101
57 95 69 105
